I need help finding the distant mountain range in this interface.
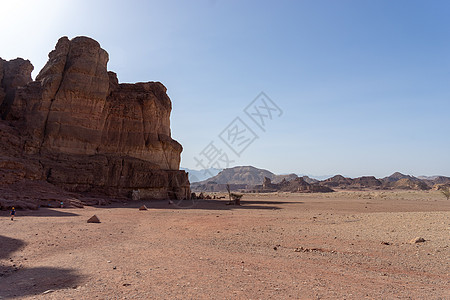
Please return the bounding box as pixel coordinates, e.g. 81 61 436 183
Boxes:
181 167 222 183
189 166 450 193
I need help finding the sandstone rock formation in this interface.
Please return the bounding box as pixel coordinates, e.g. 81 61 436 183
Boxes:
0 58 34 119
0 36 190 208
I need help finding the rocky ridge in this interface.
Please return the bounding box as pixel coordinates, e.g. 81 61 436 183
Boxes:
190 166 449 193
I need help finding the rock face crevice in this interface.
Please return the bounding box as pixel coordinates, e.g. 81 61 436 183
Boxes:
0 36 190 204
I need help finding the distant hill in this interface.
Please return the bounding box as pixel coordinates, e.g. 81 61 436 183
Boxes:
272 174 299 184
418 176 450 186
320 175 353 187
382 172 416 183
191 166 303 186
181 167 222 183
386 178 430 190
297 174 335 181
320 175 382 189
263 177 333 193
194 166 275 185
191 166 303 192
300 176 319 184
381 172 431 190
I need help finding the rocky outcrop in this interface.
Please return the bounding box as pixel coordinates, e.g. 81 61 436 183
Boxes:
383 178 430 190
320 175 353 188
301 176 319 184
0 36 190 206
262 177 334 193
350 176 382 188
319 175 382 189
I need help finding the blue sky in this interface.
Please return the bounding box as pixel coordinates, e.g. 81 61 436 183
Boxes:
1 0 449 177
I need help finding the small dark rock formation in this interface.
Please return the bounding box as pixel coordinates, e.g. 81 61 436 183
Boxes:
87 215 101 223
262 177 334 193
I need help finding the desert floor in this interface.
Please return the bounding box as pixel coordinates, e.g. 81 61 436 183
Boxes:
0 190 449 299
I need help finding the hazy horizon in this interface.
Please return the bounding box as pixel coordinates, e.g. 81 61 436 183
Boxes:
2 0 449 178
181 165 448 180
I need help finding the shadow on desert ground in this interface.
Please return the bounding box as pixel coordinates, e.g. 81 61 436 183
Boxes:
0 207 79 218
94 198 303 211
0 235 83 298
0 235 26 259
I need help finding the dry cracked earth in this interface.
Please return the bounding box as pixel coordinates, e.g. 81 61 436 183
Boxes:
0 190 449 299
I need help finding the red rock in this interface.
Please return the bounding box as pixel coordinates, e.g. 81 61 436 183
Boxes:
0 36 190 206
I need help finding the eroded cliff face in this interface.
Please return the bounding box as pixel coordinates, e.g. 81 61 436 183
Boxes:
0 36 189 206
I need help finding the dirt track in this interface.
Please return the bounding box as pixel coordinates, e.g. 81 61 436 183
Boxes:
1 190 449 299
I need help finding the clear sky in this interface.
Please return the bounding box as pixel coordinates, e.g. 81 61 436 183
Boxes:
1 0 449 178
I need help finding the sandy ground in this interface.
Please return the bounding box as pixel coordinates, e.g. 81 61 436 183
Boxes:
0 190 449 299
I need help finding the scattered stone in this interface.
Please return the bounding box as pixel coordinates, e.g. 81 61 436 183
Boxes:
42 290 55 294
381 241 391 245
123 283 131 286
139 205 148 211
87 215 101 223
294 247 327 253
410 237 426 244
273 246 278 250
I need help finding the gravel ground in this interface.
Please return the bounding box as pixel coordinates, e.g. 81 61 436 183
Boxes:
0 190 449 299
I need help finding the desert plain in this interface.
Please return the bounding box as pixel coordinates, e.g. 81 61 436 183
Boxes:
1 190 449 299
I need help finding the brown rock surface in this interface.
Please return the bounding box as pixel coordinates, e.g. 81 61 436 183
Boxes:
0 36 189 206
0 58 34 119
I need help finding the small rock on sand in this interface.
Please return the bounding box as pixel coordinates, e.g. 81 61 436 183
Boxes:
410 237 426 244
87 215 101 223
139 205 148 210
